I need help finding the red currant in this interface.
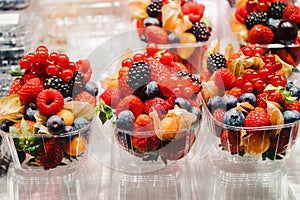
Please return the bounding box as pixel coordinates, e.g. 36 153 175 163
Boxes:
133 53 145 62
146 43 159 56
274 61 282 71
19 57 31 69
263 54 276 63
160 52 174 65
58 54 69 68
242 82 255 92
254 79 265 91
26 53 36 64
60 69 74 82
183 87 193 98
46 64 59 76
241 46 254 57
68 62 77 73
255 2 268 12
36 45 48 53
235 75 244 86
121 58 133 68
32 62 46 74
35 50 48 62
264 62 275 72
269 75 282 87
243 70 254 82
257 68 271 80
48 52 59 63
246 0 258 12
191 81 201 93
253 46 263 57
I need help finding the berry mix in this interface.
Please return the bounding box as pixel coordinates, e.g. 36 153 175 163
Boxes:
128 0 212 59
99 43 202 163
200 43 300 160
0 45 97 170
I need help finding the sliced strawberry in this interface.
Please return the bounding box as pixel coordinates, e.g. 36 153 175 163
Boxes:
99 87 120 109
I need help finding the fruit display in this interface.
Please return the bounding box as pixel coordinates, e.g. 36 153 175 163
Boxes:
200 42 300 161
98 43 202 166
231 0 300 67
0 45 97 171
127 0 213 60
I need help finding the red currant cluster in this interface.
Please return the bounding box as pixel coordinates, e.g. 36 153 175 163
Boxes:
245 0 272 13
19 45 76 82
234 46 286 93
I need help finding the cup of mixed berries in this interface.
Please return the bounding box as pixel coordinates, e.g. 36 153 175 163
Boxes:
0 46 97 180
97 43 205 173
231 0 300 68
127 0 213 71
200 41 300 162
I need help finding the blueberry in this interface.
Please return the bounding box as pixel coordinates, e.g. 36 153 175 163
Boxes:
222 95 238 110
116 110 135 131
84 81 98 96
174 97 192 111
207 96 224 112
143 17 160 27
140 34 147 42
46 115 66 135
283 110 300 124
64 96 73 102
25 107 37 121
168 33 180 44
239 93 256 107
286 80 294 90
74 117 90 130
222 108 245 128
0 119 14 132
190 106 202 125
145 81 160 98
288 86 300 99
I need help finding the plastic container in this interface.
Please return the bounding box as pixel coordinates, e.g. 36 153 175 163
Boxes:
199 42 300 199
0 11 41 73
0 0 30 10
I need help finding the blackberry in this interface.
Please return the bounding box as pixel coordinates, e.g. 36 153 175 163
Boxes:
44 76 72 98
188 21 211 42
72 71 85 97
245 12 268 30
207 52 226 73
268 1 287 19
147 0 162 18
127 61 151 89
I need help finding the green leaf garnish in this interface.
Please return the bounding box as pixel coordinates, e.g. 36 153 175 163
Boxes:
20 118 30 135
9 126 20 135
97 99 113 124
264 84 298 104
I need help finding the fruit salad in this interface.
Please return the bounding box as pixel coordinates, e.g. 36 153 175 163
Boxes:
200 42 300 161
98 43 202 164
231 0 300 67
0 45 97 170
127 0 212 60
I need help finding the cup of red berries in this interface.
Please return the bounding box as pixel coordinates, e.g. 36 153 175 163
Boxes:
231 0 300 68
199 42 300 199
127 0 213 70
0 46 97 182
93 42 210 173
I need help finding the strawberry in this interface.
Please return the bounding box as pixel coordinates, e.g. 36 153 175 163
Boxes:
235 5 249 24
248 25 274 44
143 97 171 117
225 87 244 100
35 138 65 169
170 61 189 73
144 25 168 44
37 89 64 115
9 78 23 95
221 129 243 154
18 78 44 105
116 95 143 119
244 110 271 127
74 91 96 106
76 59 92 83
148 59 172 84
283 4 300 24
181 2 205 22
283 99 300 113
214 68 235 90
99 87 120 109
160 132 196 160
257 90 284 109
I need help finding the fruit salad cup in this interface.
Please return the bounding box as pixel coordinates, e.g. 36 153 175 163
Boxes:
0 46 97 190
199 42 300 199
127 0 214 72
231 0 300 68
91 42 213 175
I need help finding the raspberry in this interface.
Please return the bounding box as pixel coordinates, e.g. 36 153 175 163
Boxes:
116 95 143 119
143 97 170 117
244 110 271 127
36 89 64 115
99 88 121 108
214 68 235 90
213 108 226 123
74 91 97 106
76 59 92 83
35 138 65 169
248 24 274 44
283 4 300 24
9 78 23 95
18 78 44 105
